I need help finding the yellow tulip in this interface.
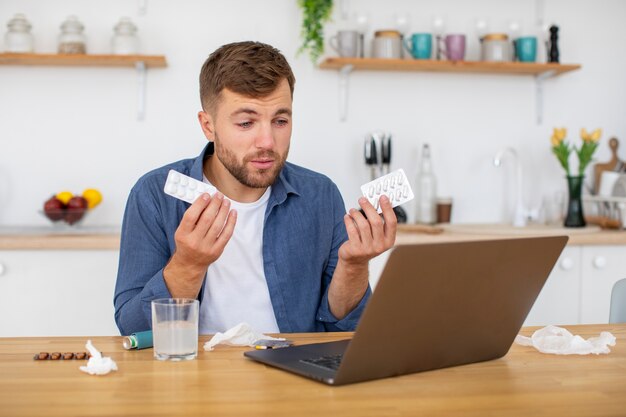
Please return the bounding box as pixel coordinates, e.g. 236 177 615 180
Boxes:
551 135 561 147
590 128 602 142
553 127 567 141
580 128 591 142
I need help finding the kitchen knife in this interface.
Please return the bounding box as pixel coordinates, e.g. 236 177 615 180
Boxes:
381 133 391 175
364 134 379 180
382 133 407 223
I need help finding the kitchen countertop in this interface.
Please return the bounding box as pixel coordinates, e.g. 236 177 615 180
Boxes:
398 223 626 246
0 226 121 250
0 223 625 250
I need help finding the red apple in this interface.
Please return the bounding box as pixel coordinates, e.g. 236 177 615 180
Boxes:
43 196 65 221
65 196 88 225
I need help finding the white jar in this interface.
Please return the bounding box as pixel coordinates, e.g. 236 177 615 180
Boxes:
58 16 86 54
4 13 34 53
112 17 139 55
480 33 512 62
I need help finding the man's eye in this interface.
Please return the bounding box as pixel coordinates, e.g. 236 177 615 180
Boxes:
275 119 289 126
237 121 253 128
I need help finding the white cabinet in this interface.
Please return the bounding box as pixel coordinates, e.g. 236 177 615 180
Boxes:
525 246 582 326
581 246 626 324
0 250 120 337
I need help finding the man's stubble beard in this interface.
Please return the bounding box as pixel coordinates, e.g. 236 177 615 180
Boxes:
214 131 289 189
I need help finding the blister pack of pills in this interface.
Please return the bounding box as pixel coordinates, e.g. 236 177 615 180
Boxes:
360 169 414 212
163 170 214 204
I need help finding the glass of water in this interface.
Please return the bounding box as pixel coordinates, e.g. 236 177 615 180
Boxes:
151 298 199 361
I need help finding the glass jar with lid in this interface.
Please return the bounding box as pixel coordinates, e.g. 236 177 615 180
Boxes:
4 13 34 53
480 33 512 62
58 16 86 54
111 17 139 55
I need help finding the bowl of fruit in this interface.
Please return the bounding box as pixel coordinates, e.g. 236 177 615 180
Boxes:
42 189 102 226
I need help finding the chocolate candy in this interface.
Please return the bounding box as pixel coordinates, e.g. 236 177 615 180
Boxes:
33 351 92 360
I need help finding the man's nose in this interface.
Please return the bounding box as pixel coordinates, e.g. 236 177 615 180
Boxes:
255 123 275 149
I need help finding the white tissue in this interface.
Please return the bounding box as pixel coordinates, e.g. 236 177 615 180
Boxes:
79 340 118 375
515 325 616 355
203 322 285 351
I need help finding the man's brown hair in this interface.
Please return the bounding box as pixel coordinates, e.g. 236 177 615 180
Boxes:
199 41 296 114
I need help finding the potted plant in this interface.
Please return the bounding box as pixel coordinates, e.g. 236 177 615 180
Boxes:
297 0 333 63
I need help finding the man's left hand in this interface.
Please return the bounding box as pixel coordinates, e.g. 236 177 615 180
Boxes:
338 195 397 266
328 195 397 320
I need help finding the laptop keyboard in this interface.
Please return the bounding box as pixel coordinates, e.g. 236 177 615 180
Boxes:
300 354 343 371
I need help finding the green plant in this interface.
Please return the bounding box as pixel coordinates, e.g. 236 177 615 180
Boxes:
550 127 602 176
297 0 333 63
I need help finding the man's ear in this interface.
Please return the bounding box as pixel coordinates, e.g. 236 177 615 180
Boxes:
198 110 215 141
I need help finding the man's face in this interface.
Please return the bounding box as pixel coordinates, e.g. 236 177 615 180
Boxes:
201 79 292 189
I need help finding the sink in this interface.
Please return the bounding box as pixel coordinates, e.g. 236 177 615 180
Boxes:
442 223 602 236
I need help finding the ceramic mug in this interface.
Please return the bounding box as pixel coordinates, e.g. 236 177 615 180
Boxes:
516 36 538 62
372 30 402 59
404 33 432 59
443 34 466 61
329 30 361 58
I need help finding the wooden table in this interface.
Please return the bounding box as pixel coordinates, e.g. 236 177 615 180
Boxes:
1 325 625 416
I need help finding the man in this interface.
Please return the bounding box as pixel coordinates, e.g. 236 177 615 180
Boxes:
114 41 397 335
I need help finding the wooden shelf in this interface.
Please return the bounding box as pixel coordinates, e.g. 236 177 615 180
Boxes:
0 53 167 68
319 57 580 76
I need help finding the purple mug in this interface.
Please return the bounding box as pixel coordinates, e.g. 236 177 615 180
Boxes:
444 34 466 61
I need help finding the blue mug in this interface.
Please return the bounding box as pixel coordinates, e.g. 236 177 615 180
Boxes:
404 33 432 59
516 36 537 62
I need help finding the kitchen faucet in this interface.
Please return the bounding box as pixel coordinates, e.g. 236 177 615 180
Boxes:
493 147 528 227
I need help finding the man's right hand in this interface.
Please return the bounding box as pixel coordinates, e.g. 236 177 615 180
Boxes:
163 192 237 299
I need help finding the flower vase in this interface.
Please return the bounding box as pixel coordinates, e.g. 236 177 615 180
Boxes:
564 175 586 228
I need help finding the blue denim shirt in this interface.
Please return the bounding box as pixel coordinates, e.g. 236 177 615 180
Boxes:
114 143 371 335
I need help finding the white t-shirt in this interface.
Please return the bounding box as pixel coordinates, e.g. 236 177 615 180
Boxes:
198 178 279 334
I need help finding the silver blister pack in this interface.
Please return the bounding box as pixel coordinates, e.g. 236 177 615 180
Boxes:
360 169 414 213
163 169 214 204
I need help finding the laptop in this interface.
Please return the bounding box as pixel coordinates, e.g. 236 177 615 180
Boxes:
244 236 568 385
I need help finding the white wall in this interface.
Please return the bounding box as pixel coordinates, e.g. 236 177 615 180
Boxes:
1 0 625 227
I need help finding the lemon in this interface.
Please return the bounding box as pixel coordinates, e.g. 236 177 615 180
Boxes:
82 188 103 209
56 191 73 205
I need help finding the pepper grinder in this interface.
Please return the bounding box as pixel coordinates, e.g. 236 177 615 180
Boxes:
548 25 559 63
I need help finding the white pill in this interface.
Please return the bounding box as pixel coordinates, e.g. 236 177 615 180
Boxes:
383 179 389 191
166 184 177 194
186 190 194 200
188 181 197 190
376 183 382 194
177 189 185 198
397 173 404 185
171 172 180 183
368 185 375 198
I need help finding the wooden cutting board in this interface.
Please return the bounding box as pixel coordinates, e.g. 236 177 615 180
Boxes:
593 137 623 194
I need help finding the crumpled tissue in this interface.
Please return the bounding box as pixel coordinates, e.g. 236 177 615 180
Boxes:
203 322 285 351
79 340 118 375
515 325 616 355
